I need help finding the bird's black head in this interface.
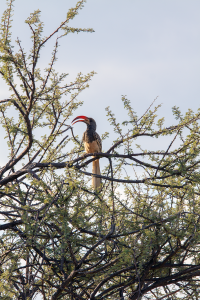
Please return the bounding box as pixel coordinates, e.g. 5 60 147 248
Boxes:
72 116 96 131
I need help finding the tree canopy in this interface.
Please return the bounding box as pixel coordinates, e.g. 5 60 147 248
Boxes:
1 1 200 299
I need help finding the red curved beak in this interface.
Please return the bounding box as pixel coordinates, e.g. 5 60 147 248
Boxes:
71 115 88 125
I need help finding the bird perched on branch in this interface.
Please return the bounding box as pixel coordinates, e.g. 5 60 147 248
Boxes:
72 116 102 190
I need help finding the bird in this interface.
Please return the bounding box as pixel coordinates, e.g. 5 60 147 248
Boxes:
72 116 102 190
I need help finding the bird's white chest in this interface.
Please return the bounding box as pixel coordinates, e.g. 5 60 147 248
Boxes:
84 141 100 153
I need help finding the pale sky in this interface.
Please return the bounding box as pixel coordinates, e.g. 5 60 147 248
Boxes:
0 0 200 152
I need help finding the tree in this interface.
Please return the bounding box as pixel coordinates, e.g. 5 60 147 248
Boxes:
1 1 200 299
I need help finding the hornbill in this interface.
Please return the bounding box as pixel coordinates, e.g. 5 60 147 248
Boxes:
72 116 102 190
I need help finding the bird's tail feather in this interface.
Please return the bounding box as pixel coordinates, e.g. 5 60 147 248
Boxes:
92 159 101 190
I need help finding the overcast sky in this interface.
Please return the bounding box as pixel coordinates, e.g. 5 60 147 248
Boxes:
0 0 200 152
